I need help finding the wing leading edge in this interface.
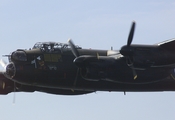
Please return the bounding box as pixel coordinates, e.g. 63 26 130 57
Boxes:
157 38 175 51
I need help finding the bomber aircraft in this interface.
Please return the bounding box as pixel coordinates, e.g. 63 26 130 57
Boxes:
0 22 175 95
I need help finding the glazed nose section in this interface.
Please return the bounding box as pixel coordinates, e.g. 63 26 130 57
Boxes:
11 51 27 61
6 63 16 78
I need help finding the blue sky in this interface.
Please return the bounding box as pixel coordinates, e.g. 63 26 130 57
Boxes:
0 0 175 120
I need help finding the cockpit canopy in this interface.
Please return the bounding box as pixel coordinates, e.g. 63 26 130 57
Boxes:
32 42 82 52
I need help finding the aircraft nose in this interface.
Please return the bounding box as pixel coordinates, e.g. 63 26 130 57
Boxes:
6 63 16 78
11 51 27 62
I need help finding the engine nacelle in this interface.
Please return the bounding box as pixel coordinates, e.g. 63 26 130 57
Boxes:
74 56 116 81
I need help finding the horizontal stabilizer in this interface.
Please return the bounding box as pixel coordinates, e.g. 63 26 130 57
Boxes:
157 38 175 51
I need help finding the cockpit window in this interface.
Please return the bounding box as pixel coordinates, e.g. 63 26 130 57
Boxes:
32 42 81 52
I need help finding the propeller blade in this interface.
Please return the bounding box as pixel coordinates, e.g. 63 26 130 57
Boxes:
128 64 137 80
127 57 137 80
97 53 100 59
68 39 79 58
2 82 5 89
120 22 137 79
127 21 135 47
0 59 7 71
131 66 137 80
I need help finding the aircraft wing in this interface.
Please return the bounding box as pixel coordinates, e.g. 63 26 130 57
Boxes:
157 38 175 51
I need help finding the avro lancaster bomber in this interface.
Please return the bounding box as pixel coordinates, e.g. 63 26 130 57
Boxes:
1 22 175 95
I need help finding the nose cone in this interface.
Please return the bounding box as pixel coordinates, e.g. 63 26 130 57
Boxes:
6 63 16 78
11 51 27 61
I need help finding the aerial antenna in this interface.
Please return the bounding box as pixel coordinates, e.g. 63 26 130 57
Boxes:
13 82 16 104
111 46 113 50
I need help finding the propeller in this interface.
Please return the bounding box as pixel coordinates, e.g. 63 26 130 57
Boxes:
0 59 7 72
0 59 7 90
120 21 137 79
0 59 17 102
68 39 80 87
68 39 79 58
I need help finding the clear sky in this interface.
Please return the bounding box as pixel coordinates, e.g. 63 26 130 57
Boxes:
0 0 175 120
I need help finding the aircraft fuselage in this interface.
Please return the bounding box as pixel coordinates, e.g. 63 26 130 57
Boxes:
3 45 175 93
